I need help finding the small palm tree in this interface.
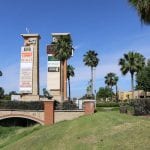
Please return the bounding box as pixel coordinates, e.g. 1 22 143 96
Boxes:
53 35 74 102
119 51 145 99
129 0 150 24
105 72 118 100
105 73 116 91
67 65 75 101
83 50 99 96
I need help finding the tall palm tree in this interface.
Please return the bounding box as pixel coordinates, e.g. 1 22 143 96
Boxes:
53 35 74 102
129 0 150 24
119 51 145 99
83 50 99 95
67 65 75 101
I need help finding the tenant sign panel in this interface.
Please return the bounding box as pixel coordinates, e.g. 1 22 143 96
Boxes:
47 55 60 90
20 46 33 93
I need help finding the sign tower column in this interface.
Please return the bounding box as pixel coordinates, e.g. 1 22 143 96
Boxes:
20 34 40 101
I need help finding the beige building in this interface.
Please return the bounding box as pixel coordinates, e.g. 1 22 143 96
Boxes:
47 33 71 102
118 90 150 101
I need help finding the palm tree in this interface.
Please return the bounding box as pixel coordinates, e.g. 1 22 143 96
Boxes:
105 72 118 100
129 0 150 24
105 73 116 91
53 35 74 102
67 65 75 101
83 50 99 95
119 51 145 99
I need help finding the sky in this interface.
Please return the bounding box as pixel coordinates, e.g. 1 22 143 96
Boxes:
0 0 150 98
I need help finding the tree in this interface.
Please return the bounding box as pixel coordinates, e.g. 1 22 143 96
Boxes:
53 35 74 102
67 65 75 101
0 87 4 99
119 51 145 99
136 59 150 96
96 87 114 101
105 73 116 91
83 50 99 95
129 0 150 24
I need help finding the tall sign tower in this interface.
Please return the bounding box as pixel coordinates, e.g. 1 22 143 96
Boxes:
47 33 70 102
20 34 40 101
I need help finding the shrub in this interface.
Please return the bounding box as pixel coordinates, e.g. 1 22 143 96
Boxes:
62 101 78 110
130 99 150 115
119 99 150 115
0 100 44 110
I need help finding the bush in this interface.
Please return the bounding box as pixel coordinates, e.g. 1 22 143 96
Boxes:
130 99 150 115
119 99 150 115
54 101 78 110
0 100 44 110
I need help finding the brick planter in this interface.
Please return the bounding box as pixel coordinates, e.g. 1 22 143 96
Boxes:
84 100 95 115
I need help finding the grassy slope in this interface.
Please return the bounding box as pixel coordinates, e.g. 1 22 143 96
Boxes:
0 111 150 150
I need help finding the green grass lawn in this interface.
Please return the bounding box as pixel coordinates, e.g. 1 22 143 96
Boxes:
0 111 150 150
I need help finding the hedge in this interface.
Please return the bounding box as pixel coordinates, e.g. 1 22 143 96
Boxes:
0 100 44 110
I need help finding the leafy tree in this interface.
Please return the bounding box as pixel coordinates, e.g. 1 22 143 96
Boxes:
53 35 74 101
96 87 114 101
119 51 145 99
136 59 150 96
129 0 150 24
67 65 75 101
0 87 4 99
83 50 99 95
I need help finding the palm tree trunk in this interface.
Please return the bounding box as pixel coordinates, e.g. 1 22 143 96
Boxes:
61 61 64 102
91 67 93 95
116 84 118 102
111 85 113 101
131 73 134 99
68 78 71 101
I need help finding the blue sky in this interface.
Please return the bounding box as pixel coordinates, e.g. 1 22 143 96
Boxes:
0 0 150 98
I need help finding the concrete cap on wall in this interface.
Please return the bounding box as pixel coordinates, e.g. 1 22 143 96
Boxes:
21 34 41 39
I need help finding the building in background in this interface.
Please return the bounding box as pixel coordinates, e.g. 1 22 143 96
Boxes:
118 90 150 101
46 33 71 102
19 34 40 101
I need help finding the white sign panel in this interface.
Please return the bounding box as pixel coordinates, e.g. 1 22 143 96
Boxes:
48 61 60 67
20 46 33 93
